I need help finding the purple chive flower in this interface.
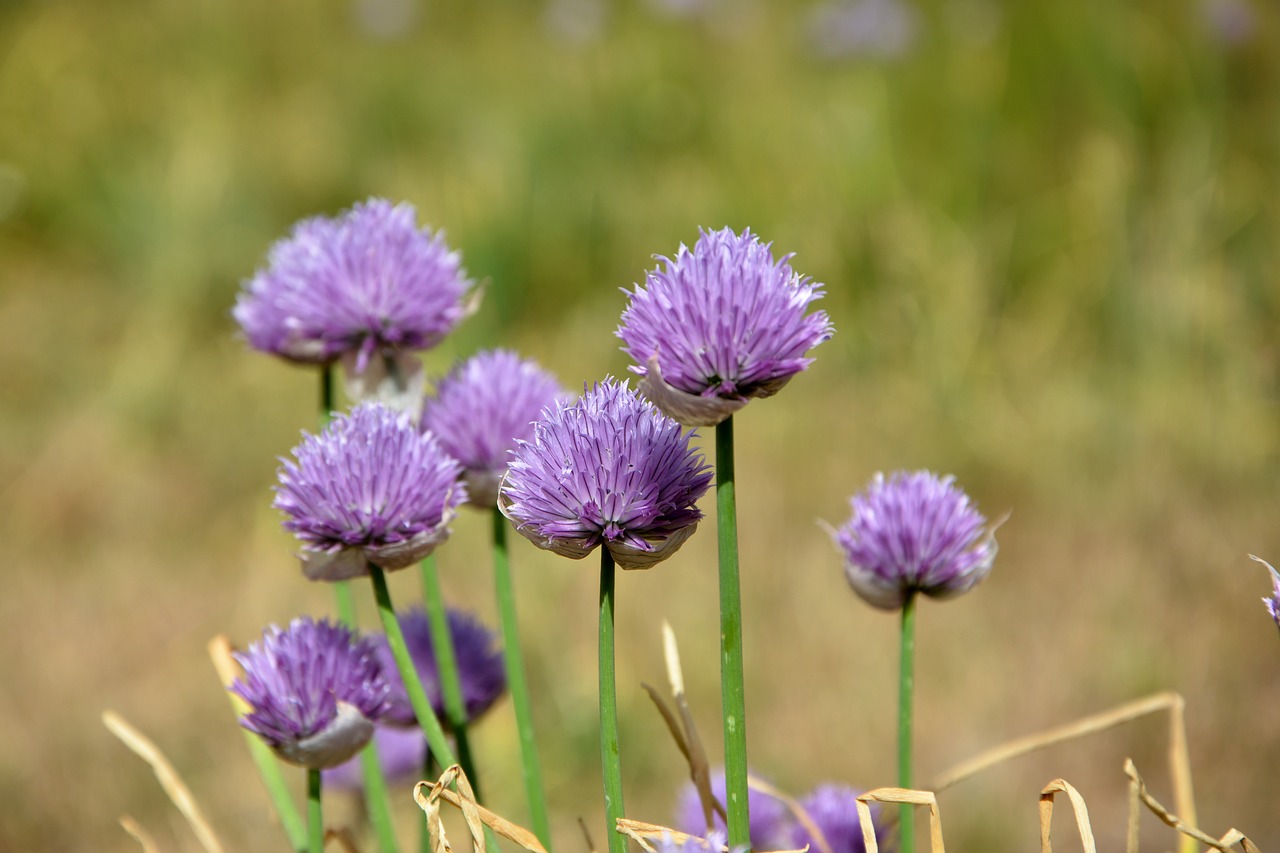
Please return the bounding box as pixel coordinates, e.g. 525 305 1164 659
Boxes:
232 617 392 769
674 770 791 850
275 402 467 581
379 607 507 727
499 377 713 570
653 832 732 853
618 227 834 426
834 471 999 610
790 785 891 853
421 349 567 507
322 723 428 791
1250 555 1280 632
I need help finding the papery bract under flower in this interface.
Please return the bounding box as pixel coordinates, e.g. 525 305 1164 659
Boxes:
275 402 467 580
232 617 392 769
618 227 834 426
674 770 791 850
421 349 567 507
499 378 713 569
321 723 428 792
789 784 892 853
834 470 998 610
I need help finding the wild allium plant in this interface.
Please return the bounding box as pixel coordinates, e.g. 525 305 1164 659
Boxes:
619 226 833 850
1250 555 1280 634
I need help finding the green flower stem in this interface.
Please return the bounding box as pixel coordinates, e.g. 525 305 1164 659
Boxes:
492 507 553 850
898 593 917 853
368 564 459 769
419 554 482 801
598 548 626 853
716 415 750 851
307 768 324 853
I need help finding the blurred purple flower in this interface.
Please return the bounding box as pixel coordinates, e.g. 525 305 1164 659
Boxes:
807 0 918 61
232 617 392 769
1202 0 1255 46
275 402 467 581
421 349 567 507
653 831 732 853
674 770 791 850
499 378 713 569
1250 555 1280 632
618 227 834 426
322 723 428 791
790 784 891 853
834 471 999 610
380 607 507 727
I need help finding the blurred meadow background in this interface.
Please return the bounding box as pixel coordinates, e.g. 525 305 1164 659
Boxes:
2 0 1278 849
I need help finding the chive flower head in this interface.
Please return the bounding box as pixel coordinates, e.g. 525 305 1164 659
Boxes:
789 784 891 853
1251 555 1280 632
674 770 792 850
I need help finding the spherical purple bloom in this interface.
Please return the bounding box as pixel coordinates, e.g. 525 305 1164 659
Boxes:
618 227 834 427
232 617 392 769
234 198 473 370
379 607 507 727
275 402 467 581
674 770 792 850
421 349 567 508
1250 555 1280 632
834 471 999 610
790 785 892 853
321 723 428 791
499 378 713 570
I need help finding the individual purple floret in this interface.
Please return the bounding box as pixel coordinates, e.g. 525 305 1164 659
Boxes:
499 377 713 569
421 349 567 507
834 471 998 610
275 402 467 581
234 198 472 370
1250 555 1280 632
674 770 792 851
618 227 834 426
790 784 891 853
379 607 507 727
232 617 392 769
321 723 428 792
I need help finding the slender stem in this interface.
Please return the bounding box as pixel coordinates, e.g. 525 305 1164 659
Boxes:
598 548 626 853
307 768 324 853
492 507 554 850
420 554 482 800
368 564 459 768
716 416 750 851
898 593 917 853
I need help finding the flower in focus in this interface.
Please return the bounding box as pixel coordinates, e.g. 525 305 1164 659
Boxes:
275 402 467 581
499 378 713 570
233 198 474 408
674 770 792 850
834 471 999 610
379 607 507 727
790 784 891 853
322 724 428 791
1250 555 1280 632
618 227 834 426
232 617 392 769
421 349 567 507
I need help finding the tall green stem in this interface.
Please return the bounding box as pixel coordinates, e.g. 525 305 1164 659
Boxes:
369 564 459 768
598 548 626 853
307 768 324 853
420 554 482 800
716 416 750 850
492 507 553 850
898 593 917 853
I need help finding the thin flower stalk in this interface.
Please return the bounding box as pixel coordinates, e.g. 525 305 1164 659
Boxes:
307 768 324 853
898 594 916 853
599 548 626 853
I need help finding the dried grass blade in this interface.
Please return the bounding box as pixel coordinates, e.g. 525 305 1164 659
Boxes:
102 709 226 853
659 621 718 831
855 788 943 853
416 766 549 853
326 827 363 853
1124 760 1258 852
118 815 162 853
1038 779 1097 853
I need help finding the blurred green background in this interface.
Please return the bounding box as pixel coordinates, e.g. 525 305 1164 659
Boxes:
2 0 1278 849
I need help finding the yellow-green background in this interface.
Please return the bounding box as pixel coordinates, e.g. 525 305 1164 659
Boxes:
2 0 1277 849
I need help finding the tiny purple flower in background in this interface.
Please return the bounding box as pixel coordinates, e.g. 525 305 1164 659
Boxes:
834 471 999 610
618 227 834 426
322 723 428 791
653 831 732 853
379 607 507 727
790 784 892 853
1249 555 1280 633
806 0 918 61
499 378 713 569
232 617 392 769
275 402 467 581
234 198 474 409
421 349 567 507
674 770 792 850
